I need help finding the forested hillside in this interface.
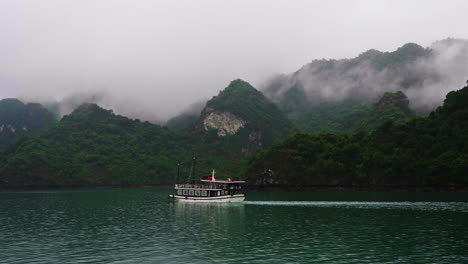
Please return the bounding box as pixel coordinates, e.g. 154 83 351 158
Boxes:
0 104 186 187
244 82 468 187
1 78 466 189
0 80 297 188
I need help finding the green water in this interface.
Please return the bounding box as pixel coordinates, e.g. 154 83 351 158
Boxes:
1 188 467 263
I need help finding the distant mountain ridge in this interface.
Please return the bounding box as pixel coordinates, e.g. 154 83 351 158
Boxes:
263 42 430 104
264 39 468 105
0 98 56 148
262 38 468 133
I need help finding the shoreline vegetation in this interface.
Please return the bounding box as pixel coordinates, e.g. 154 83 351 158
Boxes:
1 184 467 192
0 184 172 191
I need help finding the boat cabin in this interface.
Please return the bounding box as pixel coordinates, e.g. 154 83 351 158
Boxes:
173 169 245 198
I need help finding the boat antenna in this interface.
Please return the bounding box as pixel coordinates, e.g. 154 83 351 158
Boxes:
187 154 196 184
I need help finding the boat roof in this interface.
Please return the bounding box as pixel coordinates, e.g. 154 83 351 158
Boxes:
200 179 246 183
200 175 245 183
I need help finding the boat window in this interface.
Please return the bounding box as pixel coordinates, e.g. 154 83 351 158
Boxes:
189 190 194 196
177 190 183 195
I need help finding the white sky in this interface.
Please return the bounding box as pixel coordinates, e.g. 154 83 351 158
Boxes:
0 0 467 120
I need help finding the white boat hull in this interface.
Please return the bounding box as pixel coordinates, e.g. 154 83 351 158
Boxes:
169 194 245 203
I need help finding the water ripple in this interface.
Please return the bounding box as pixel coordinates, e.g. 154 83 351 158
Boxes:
1 189 467 263
244 201 468 212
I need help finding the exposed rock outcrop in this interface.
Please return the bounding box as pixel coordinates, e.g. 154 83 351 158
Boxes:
203 111 246 136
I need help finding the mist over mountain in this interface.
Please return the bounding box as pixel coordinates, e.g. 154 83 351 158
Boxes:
2 0 468 125
166 100 208 131
13 38 465 125
21 91 166 124
262 38 468 112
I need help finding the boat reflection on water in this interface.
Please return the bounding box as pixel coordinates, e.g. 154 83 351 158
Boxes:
170 202 246 231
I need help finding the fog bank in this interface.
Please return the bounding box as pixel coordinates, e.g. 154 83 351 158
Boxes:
1 0 467 120
262 39 468 111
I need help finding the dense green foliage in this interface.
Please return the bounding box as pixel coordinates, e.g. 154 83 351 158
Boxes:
244 83 468 186
292 100 374 133
357 91 416 130
0 99 56 148
276 87 415 133
0 104 187 187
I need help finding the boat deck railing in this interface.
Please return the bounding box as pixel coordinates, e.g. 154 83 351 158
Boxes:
175 184 242 190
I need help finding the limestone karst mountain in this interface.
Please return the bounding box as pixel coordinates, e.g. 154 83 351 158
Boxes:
191 79 296 155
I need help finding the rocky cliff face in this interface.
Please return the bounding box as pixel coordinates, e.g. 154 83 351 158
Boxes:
202 111 246 136
192 79 295 142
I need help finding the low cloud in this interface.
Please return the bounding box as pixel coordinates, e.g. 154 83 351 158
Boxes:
2 1 468 120
262 39 468 111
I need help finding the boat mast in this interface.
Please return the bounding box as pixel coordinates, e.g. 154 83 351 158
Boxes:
176 162 181 183
187 155 196 184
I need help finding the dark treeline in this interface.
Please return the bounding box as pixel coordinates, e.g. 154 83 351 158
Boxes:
244 82 468 188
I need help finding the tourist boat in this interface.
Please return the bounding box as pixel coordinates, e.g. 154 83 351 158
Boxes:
168 168 246 202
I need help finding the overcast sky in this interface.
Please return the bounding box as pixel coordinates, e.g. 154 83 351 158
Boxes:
0 0 467 120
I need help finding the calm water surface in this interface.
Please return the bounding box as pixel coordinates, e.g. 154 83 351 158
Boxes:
1 188 467 263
